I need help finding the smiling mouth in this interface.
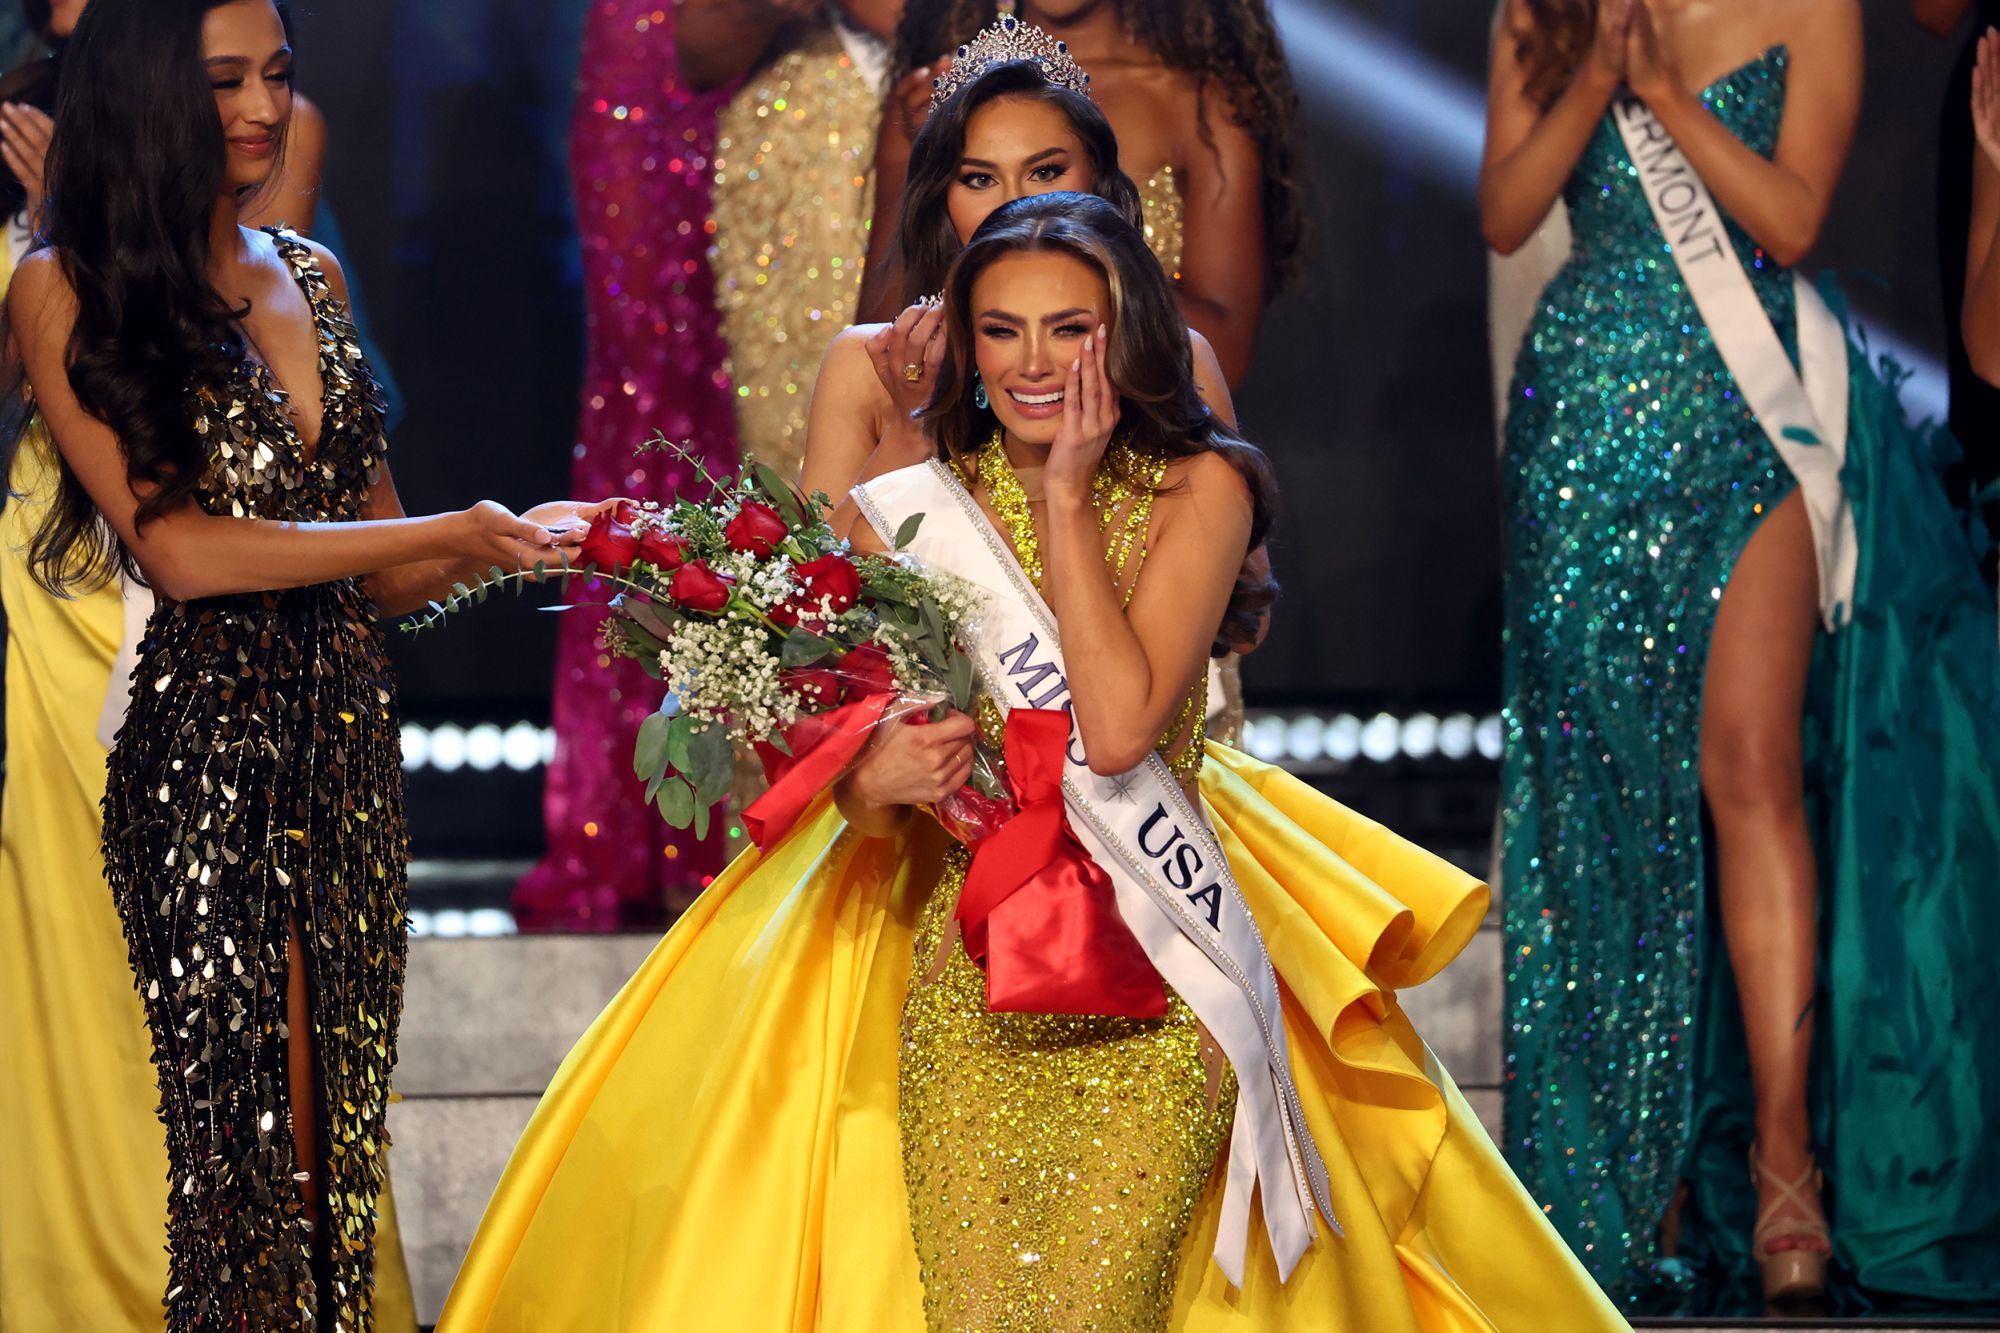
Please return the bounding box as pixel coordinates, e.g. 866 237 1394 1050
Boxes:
1009 388 1064 406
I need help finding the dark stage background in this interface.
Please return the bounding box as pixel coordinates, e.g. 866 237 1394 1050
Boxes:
289 0 1969 728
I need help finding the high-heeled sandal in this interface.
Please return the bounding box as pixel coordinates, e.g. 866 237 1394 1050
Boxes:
1750 1144 1829 1303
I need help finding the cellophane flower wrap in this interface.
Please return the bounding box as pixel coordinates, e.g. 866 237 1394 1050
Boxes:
582 460 1010 849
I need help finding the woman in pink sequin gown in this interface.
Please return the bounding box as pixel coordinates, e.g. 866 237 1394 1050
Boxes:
513 0 739 930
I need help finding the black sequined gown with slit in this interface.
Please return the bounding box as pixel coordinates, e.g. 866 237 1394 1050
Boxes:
100 228 408 1331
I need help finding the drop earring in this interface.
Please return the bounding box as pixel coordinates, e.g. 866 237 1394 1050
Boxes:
973 374 989 411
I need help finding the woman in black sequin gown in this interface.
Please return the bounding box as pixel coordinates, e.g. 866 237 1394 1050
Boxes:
7 2 588 1327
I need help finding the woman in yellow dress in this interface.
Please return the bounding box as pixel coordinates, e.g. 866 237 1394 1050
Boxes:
802 23 1261 744
440 193 1627 1331
0 1 416 1323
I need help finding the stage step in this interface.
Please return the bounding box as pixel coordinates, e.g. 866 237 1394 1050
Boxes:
388 926 1506 1322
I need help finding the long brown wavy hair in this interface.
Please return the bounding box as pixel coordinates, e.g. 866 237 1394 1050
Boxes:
926 192 1278 654
1513 0 1596 110
892 0 1305 296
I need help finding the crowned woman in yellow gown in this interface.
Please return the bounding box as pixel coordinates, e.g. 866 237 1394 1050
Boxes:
441 196 1627 1332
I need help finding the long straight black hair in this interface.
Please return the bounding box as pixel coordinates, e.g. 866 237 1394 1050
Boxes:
21 0 293 594
926 192 1277 654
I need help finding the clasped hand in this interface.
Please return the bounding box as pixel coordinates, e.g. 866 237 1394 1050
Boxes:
1584 0 1681 104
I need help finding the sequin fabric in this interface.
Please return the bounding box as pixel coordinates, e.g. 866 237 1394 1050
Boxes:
709 24 881 484
99 230 404 1331
1499 50 1795 1304
518 0 740 930
900 439 1229 1333
1138 166 1185 284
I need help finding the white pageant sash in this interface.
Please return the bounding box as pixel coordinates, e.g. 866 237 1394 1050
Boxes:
95 573 155 749
1614 98 1856 629
854 461 1336 1285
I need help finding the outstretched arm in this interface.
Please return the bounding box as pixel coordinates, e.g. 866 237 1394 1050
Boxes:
1623 0 1860 267
9 249 571 604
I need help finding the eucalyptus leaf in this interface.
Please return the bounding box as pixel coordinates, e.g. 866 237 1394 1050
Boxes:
666 712 696 776
687 722 735 806
893 512 925 551
780 626 837 667
625 598 679 642
451 581 472 604
692 798 712 841
655 776 695 829
634 711 672 781
947 652 976 711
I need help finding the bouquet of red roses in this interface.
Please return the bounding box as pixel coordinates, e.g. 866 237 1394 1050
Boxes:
411 457 1012 848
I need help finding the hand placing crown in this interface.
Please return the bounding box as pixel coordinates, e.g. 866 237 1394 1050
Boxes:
930 13 1093 109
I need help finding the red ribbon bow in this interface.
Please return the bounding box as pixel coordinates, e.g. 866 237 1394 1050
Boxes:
956 709 1167 1018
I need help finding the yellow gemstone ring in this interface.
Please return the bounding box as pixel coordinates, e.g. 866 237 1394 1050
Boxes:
902 362 924 382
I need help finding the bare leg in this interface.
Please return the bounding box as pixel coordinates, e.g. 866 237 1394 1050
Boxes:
1699 491 1826 1255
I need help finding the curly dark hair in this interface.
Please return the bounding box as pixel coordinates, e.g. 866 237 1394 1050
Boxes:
891 0 1305 296
1511 0 1595 110
18 0 293 594
926 192 1277 654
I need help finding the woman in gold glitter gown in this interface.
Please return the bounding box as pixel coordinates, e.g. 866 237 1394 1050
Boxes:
440 194 1626 1332
9 1 588 1325
802 34 1262 743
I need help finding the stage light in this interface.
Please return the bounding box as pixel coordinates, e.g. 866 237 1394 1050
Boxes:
1246 713 1288 763
1287 714 1326 763
503 722 544 771
1360 712 1400 763
1476 714 1505 761
1325 713 1362 763
429 724 467 773
400 723 430 772
1438 713 1477 760
1401 712 1440 760
466 724 505 772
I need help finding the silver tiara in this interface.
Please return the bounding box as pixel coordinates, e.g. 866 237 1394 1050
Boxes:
930 15 1092 109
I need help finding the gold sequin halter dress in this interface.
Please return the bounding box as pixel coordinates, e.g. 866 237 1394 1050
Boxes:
897 436 1230 1333
99 229 407 1332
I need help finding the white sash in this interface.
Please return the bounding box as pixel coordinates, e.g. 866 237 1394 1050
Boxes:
95 574 155 749
1614 98 1856 629
853 461 1336 1285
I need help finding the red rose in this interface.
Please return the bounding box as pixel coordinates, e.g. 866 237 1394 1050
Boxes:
836 641 897 698
636 529 690 571
779 665 843 709
667 560 732 612
724 501 789 557
579 514 640 575
794 553 861 614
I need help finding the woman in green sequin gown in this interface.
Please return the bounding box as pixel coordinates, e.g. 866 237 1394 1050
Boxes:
1490 5 2000 1316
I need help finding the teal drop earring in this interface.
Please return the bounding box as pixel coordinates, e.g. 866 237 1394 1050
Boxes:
973 373 989 411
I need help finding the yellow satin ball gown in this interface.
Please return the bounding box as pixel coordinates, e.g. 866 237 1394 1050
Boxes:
439 442 1628 1332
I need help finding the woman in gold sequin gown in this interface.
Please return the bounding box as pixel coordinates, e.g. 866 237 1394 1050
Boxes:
0 7 423 1325
440 195 1626 1332
9 2 589 1325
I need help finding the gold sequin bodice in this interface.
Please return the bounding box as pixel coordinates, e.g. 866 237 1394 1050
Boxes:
1139 165 1185 283
965 433 1207 781
709 25 881 482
